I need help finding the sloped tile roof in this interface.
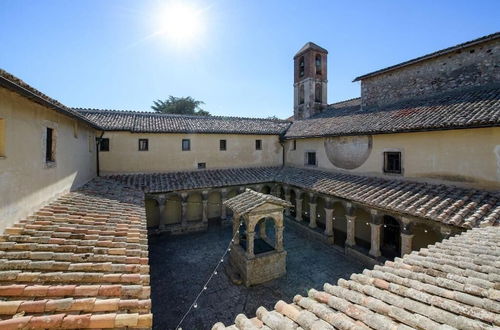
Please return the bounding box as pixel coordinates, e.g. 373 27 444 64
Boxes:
285 85 500 138
224 188 292 216
106 167 282 193
0 69 100 129
75 108 291 135
212 225 500 329
276 167 500 229
0 178 152 329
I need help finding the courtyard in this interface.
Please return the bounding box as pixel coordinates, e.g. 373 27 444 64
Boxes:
148 218 365 329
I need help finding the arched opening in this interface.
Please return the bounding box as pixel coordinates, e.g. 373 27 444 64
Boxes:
239 217 277 255
290 190 297 217
261 185 271 194
302 193 310 223
315 83 322 102
354 208 371 252
299 56 305 77
381 215 401 260
412 222 441 251
332 202 347 247
186 193 202 222
207 191 221 222
145 198 160 228
316 196 326 230
315 54 322 75
299 85 305 105
165 194 181 225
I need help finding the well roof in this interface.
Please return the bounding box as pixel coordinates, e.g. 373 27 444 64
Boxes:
224 188 292 216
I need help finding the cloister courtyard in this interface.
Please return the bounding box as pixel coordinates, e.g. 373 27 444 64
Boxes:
148 218 365 329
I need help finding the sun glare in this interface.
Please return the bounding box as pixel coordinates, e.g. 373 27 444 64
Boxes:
157 2 205 45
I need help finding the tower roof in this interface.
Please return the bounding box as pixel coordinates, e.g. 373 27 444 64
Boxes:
294 42 328 59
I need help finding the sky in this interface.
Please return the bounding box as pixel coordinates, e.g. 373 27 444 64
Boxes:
0 1 499 119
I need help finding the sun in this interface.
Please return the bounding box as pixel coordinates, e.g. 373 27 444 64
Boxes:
157 2 204 45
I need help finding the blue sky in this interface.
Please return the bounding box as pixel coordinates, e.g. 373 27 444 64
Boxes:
1 1 499 118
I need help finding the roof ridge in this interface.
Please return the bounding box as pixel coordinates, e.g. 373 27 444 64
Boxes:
328 97 361 107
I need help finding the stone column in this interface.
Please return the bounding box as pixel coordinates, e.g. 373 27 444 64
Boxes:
295 190 303 222
275 226 284 252
369 224 382 257
308 193 317 228
181 193 188 227
284 187 291 216
233 213 241 245
246 232 255 258
156 195 167 230
259 219 267 238
202 191 209 224
345 215 356 247
400 233 413 257
220 189 228 221
324 207 333 237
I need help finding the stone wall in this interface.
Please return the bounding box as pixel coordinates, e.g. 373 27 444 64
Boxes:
361 38 500 107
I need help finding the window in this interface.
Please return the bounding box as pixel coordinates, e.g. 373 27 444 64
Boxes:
139 139 149 151
315 54 322 75
315 83 322 102
384 152 402 174
99 138 109 152
45 127 55 162
220 139 227 151
182 139 190 151
292 139 296 150
255 139 262 150
299 85 305 105
198 162 206 169
306 151 316 166
299 56 305 77
0 119 5 157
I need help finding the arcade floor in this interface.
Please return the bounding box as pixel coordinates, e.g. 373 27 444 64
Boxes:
148 219 365 329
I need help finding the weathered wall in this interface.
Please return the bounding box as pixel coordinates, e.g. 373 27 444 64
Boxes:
99 131 283 174
0 88 97 232
361 38 500 107
285 127 500 189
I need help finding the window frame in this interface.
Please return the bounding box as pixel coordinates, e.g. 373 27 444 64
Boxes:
45 127 55 163
138 138 149 151
99 138 110 152
383 151 402 174
255 139 262 150
198 162 206 169
292 139 297 151
305 151 317 167
219 139 227 151
182 139 191 151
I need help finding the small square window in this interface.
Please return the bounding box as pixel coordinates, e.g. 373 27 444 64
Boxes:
182 139 191 151
139 139 149 151
220 139 227 151
198 162 206 169
305 151 316 166
255 139 262 150
46 127 55 162
99 138 109 152
384 152 402 174
292 140 297 150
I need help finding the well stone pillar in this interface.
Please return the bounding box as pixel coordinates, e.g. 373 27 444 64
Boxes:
220 189 228 221
181 193 188 227
345 215 356 247
276 225 284 252
259 219 267 238
246 231 255 259
202 190 209 224
233 213 241 245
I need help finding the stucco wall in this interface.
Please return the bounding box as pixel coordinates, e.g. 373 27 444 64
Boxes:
0 88 97 232
285 127 500 189
99 131 283 174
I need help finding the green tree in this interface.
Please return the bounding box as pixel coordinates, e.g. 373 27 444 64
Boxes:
151 96 210 116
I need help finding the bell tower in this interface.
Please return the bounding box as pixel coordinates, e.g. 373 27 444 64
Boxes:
293 42 328 120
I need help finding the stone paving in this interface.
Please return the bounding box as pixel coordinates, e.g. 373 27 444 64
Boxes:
148 218 365 330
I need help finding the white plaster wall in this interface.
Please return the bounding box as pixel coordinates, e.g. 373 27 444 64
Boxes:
0 88 97 232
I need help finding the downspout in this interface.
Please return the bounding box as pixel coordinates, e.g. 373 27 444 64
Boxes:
96 131 105 177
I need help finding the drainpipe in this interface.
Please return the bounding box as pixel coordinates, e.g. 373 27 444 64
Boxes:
96 131 105 177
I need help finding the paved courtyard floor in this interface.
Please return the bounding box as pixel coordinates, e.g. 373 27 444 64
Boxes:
148 218 366 330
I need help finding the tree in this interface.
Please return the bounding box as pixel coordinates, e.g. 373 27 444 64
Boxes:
151 96 210 116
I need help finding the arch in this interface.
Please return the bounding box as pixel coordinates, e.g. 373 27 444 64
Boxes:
315 83 322 102
412 222 441 252
186 192 202 222
299 56 305 77
302 193 310 223
207 191 221 220
261 185 271 194
299 85 305 104
381 215 401 260
354 207 371 252
145 197 160 228
332 201 347 247
316 196 326 230
290 189 297 217
251 217 277 255
165 194 181 225
315 54 322 75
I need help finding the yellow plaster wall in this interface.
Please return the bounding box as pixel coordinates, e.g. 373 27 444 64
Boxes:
285 127 500 189
99 131 283 174
0 88 97 232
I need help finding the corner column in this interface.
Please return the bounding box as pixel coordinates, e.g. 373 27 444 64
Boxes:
309 193 317 229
